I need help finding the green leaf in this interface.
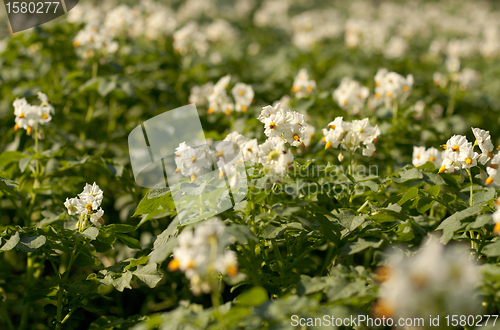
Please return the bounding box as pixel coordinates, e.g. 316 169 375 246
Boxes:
98 79 117 96
398 187 419 206
297 275 327 295
416 197 435 214
422 172 445 185
225 224 257 245
16 234 46 252
106 224 136 233
133 263 163 288
482 240 500 257
393 168 423 183
341 238 383 255
472 187 495 206
425 185 441 197
0 231 20 251
77 227 99 240
234 287 268 306
116 233 142 250
436 206 482 243
113 271 133 292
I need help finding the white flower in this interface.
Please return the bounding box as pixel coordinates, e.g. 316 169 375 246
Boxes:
13 93 54 135
168 218 238 295
241 139 260 163
283 111 308 147
189 82 214 106
231 83 254 113
64 183 105 230
439 135 478 173
64 198 81 215
412 146 428 167
486 153 500 186
258 137 293 180
78 182 104 202
323 117 380 157
262 110 287 138
492 198 500 235
176 145 212 181
472 127 494 164
374 69 413 107
173 22 208 56
291 68 316 98
207 75 233 114
333 77 369 114
375 238 481 320
413 147 442 168
223 131 248 149
258 103 281 121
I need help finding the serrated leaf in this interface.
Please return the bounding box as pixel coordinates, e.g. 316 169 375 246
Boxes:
133 263 163 288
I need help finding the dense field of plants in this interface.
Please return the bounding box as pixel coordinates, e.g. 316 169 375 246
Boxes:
2 0 500 329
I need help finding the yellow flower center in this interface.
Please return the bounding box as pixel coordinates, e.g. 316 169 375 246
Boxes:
238 90 244 96
241 105 247 112
452 145 459 152
465 157 472 165
227 265 238 277
19 113 25 118
429 156 435 162
86 203 93 212
269 122 276 129
168 259 180 271
293 134 300 141
42 113 48 120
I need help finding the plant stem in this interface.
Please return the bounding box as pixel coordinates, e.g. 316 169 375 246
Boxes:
19 253 34 330
466 168 473 207
466 168 476 251
55 238 81 329
348 150 353 176
0 299 15 330
85 62 99 123
392 99 399 125
446 81 458 116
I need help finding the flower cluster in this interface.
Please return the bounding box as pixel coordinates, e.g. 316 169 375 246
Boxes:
258 103 309 147
223 131 293 182
433 57 481 90
291 69 316 98
322 117 380 157
412 146 442 168
439 128 494 174
173 22 209 56
174 143 212 182
168 218 238 295
333 77 369 115
73 22 118 59
374 69 413 107
13 92 54 136
64 183 105 230
189 75 254 115
374 238 481 321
